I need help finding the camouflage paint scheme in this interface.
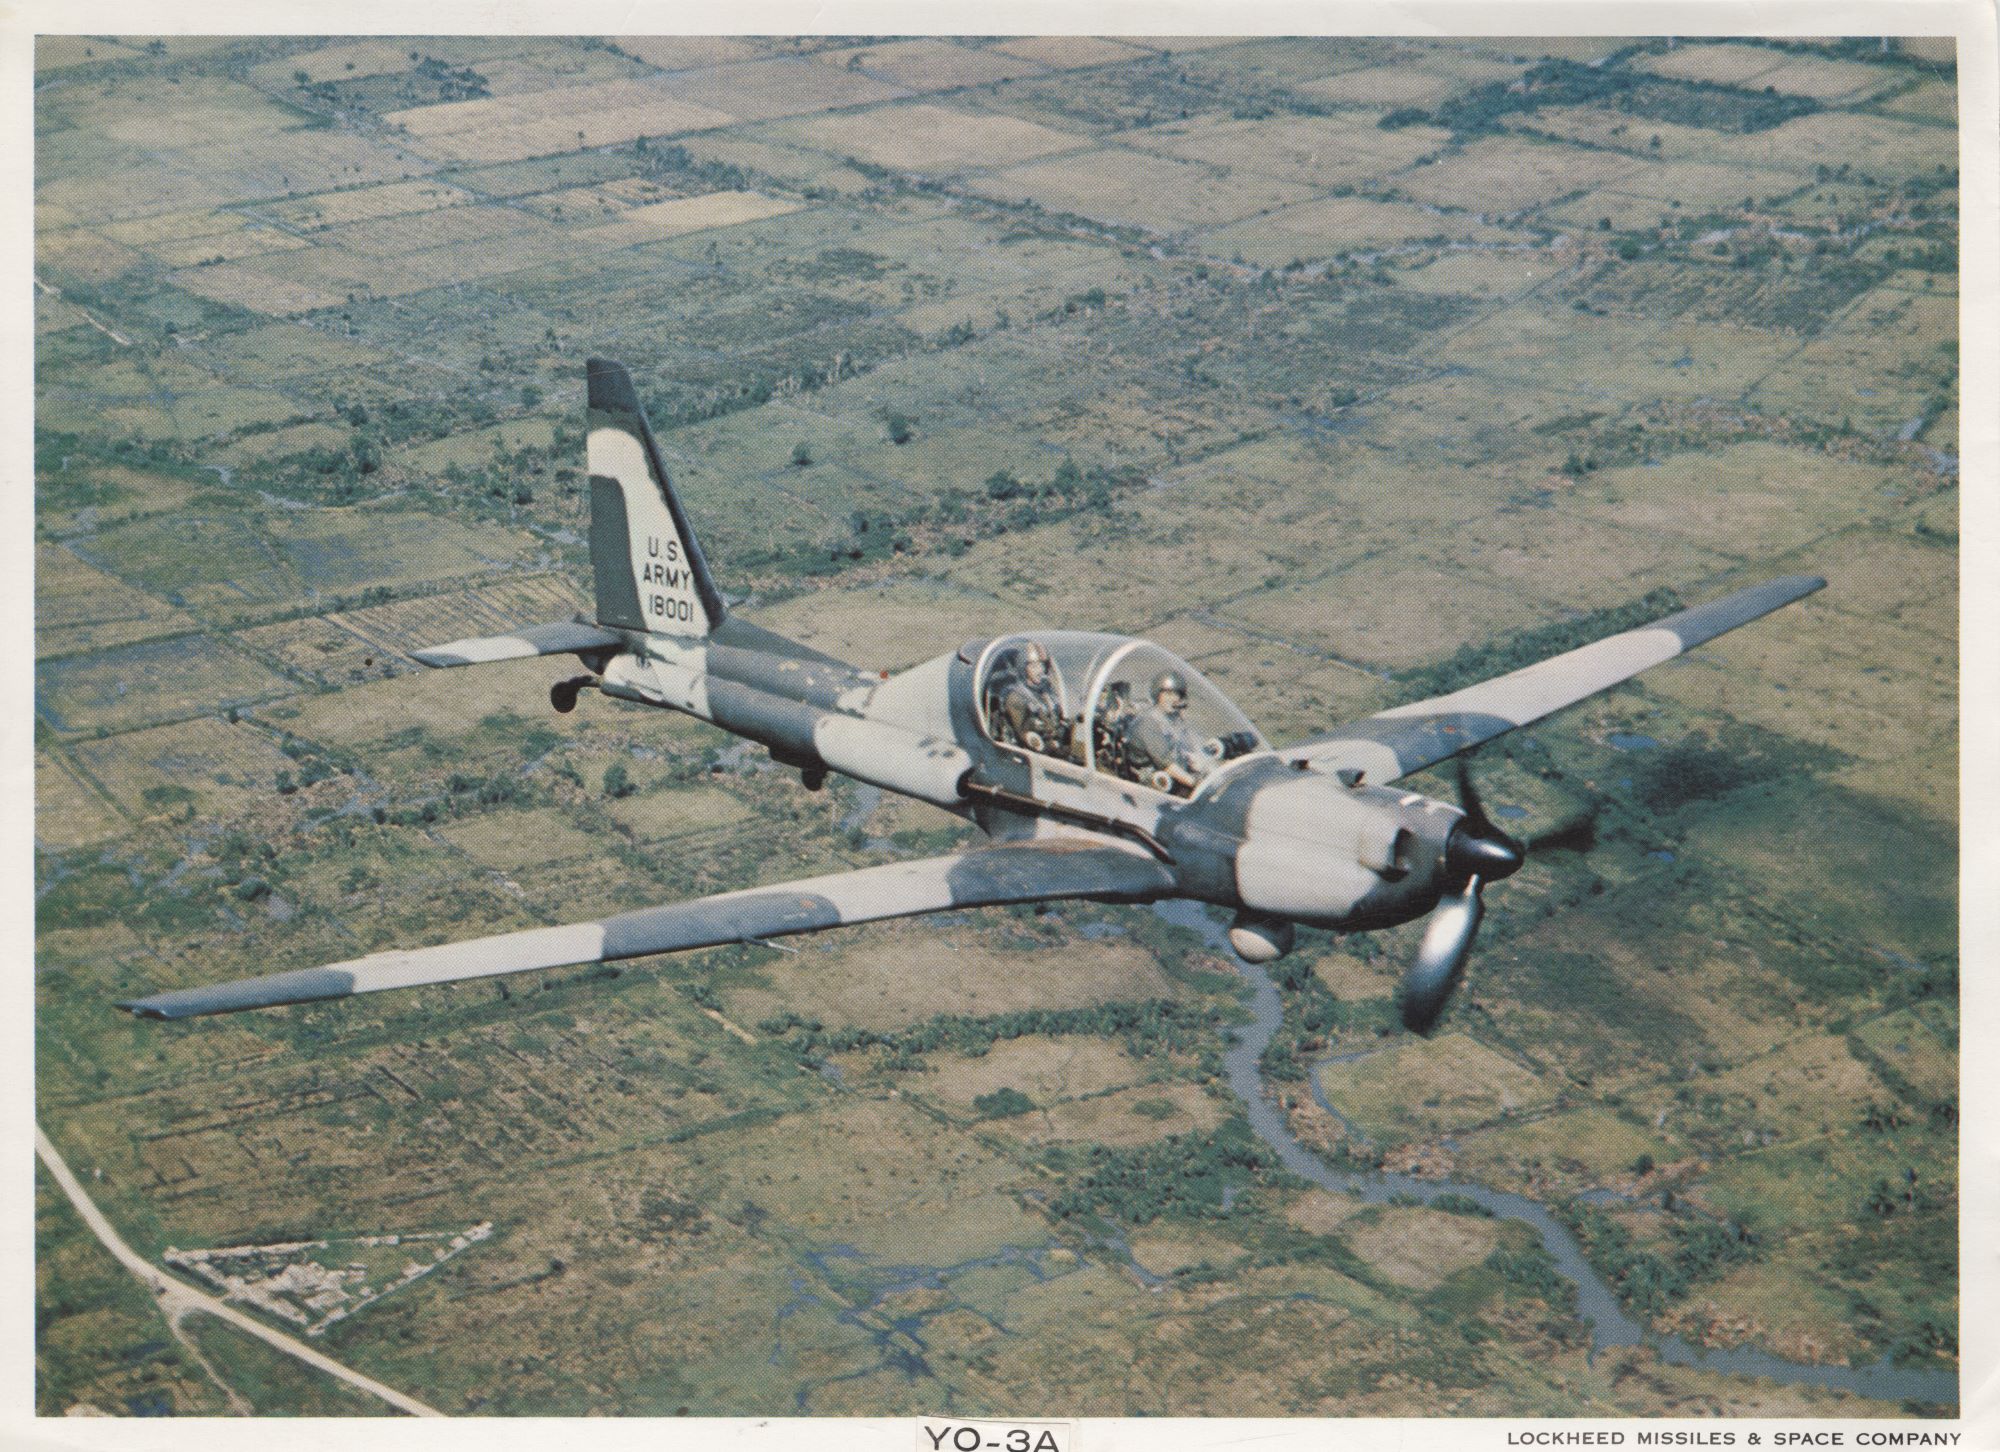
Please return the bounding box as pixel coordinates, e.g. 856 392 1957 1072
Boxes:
118 361 1822 1022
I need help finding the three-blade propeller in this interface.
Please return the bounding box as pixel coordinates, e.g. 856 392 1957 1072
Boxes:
1397 760 1526 1035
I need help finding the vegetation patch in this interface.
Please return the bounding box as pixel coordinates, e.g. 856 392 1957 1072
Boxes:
759 998 1226 1072
1558 1199 1760 1319
972 1087 1034 1118
1383 55 1821 138
1048 1117 1287 1226
1260 954 1393 1081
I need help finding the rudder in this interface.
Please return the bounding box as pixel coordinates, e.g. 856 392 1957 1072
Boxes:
586 358 725 638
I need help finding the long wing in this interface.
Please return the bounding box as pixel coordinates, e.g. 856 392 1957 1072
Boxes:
116 840 1174 1020
1285 575 1824 785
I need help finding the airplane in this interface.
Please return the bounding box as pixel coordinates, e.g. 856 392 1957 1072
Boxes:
117 359 1824 1035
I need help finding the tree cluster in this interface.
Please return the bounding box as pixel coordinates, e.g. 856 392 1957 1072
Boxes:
1385 56 1820 139
1048 1118 1281 1225
1558 1199 1758 1318
757 998 1221 1070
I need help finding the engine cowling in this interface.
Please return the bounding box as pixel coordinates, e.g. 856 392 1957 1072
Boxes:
1232 774 1439 919
1213 766 1463 932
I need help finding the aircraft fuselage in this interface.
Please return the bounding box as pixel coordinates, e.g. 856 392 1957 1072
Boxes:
582 620 1469 953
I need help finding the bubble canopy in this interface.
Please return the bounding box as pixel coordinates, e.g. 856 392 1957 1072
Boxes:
973 631 1267 793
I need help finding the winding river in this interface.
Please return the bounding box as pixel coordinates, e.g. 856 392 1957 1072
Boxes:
1149 900 1959 1407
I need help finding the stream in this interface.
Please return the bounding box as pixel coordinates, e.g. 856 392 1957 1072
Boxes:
836 783 895 852
1149 900 1959 1407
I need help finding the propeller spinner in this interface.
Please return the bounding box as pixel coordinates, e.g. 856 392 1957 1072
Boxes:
1397 762 1525 1034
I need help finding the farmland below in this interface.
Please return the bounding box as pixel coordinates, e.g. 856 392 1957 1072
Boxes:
35 33 1958 1417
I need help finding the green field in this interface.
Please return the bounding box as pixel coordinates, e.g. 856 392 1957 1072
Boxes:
35 34 1958 1419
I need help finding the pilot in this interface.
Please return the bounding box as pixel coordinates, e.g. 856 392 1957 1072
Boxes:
1093 679 1137 775
996 641 1066 755
1124 669 1206 795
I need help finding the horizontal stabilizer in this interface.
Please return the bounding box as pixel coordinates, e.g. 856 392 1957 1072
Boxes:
117 839 1174 1020
412 620 624 668
1288 575 1824 784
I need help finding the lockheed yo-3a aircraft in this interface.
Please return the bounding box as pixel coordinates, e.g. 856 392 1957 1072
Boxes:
120 360 1823 1034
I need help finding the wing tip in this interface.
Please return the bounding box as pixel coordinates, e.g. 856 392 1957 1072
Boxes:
409 645 470 668
586 357 641 417
114 999 172 1021
1659 572 1828 652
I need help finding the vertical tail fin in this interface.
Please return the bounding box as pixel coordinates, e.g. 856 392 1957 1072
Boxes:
586 358 725 639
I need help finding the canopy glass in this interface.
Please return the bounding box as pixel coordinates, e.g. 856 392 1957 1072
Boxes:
974 631 1265 796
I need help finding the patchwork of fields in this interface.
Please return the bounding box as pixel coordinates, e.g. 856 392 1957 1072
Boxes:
35 34 1958 1419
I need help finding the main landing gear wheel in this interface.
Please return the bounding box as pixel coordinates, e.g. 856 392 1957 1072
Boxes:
550 675 593 714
